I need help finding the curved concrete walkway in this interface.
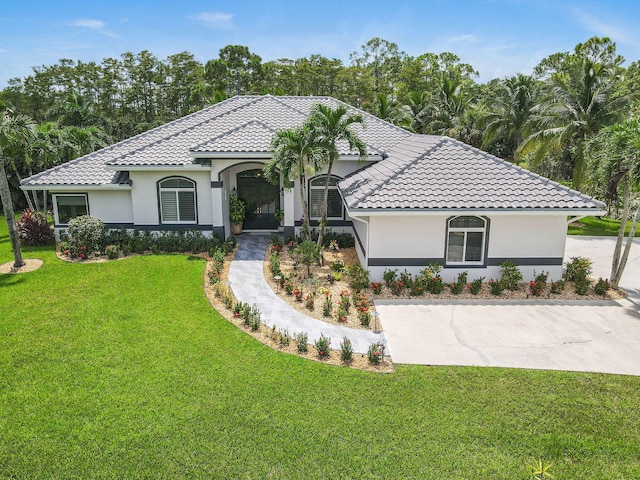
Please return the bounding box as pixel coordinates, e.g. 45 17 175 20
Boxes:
228 234 387 354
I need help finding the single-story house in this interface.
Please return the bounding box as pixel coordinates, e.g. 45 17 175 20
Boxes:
21 94 605 281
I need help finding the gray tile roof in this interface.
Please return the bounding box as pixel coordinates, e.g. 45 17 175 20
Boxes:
339 135 605 211
22 95 411 187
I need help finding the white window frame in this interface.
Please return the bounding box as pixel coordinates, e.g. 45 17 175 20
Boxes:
53 194 88 225
309 175 344 220
446 216 487 265
158 177 197 224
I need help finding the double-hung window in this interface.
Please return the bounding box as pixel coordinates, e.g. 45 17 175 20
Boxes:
159 177 197 223
446 216 486 265
309 175 343 220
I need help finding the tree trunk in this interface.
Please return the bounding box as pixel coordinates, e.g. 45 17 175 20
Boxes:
0 163 25 268
610 179 630 283
611 203 640 288
297 170 311 242
316 159 334 248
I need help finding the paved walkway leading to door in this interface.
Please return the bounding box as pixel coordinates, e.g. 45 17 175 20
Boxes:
228 234 387 354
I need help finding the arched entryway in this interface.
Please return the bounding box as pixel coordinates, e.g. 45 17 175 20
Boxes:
236 169 280 230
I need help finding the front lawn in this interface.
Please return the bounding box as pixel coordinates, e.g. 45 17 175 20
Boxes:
1 217 639 479
568 215 640 237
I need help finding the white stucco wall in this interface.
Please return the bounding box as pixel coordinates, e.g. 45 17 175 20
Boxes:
364 213 568 282
88 190 133 223
129 170 212 226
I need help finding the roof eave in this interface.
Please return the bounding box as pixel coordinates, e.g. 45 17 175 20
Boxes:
346 207 607 217
21 184 132 191
103 164 211 171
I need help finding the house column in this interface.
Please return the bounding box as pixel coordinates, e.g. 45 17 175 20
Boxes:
211 181 225 239
283 186 295 239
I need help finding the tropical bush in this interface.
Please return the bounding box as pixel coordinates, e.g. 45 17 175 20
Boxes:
18 209 53 246
594 278 611 296
67 215 107 253
315 334 331 359
565 256 593 282
105 244 120 260
339 337 353 363
367 342 385 365
499 261 522 290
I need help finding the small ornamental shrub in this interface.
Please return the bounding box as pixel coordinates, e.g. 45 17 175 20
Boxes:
105 245 120 260
330 271 342 282
468 277 483 295
594 277 611 296
456 271 468 285
449 282 462 295
67 215 107 254
232 301 244 318
336 304 349 323
565 256 593 282
339 290 351 310
284 279 294 295
18 209 53 246
278 329 291 347
529 280 544 297
304 293 315 311
339 337 353 363
550 279 566 294
358 308 371 326
295 331 308 353
427 275 444 294
499 261 523 290
529 271 548 297
383 268 397 287
246 304 261 331
574 276 590 295
293 288 303 302
367 342 385 365
331 260 344 273
291 240 321 277
390 280 405 296
347 263 370 291
410 282 425 296
370 282 382 294
315 334 331 359
269 253 281 275
399 270 413 288
222 236 236 254
489 279 505 296
322 293 333 317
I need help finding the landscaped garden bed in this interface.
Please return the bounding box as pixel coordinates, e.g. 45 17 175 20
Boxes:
263 235 623 327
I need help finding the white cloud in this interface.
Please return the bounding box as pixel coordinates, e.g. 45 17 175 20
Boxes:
67 18 120 39
69 19 105 29
188 12 235 30
448 34 478 43
0 49 7 54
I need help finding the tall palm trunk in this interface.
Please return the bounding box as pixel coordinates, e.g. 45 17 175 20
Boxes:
298 164 311 242
610 178 639 288
316 157 335 248
0 163 25 268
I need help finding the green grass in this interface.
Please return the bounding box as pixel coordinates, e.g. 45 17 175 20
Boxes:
568 215 639 237
1 217 639 479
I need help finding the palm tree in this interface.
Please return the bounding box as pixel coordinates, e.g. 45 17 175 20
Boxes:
307 104 367 247
264 125 325 241
0 106 36 268
521 58 630 188
482 74 539 161
586 119 640 288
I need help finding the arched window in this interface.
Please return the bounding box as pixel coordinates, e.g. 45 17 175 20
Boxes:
446 216 486 264
309 175 343 220
158 177 197 223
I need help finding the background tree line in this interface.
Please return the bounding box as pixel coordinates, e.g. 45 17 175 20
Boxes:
1 36 639 212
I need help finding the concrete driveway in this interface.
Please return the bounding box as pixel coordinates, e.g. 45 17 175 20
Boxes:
378 236 640 375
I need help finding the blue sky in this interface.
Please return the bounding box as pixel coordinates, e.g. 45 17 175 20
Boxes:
1 0 639 87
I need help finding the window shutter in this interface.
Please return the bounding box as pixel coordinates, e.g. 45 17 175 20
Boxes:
161 192 178 222
178 191 196 222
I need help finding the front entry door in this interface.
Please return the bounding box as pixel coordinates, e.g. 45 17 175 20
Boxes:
236 169 280 230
